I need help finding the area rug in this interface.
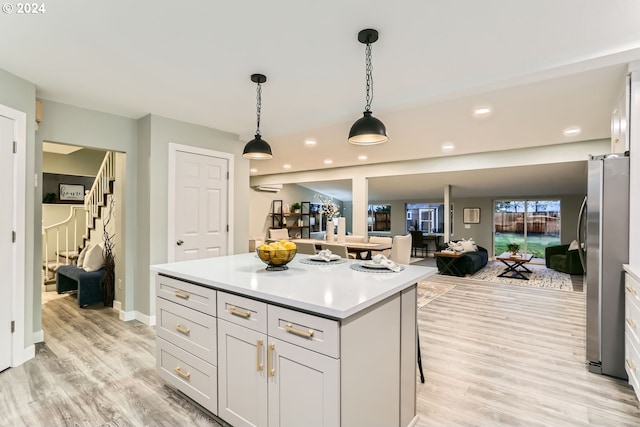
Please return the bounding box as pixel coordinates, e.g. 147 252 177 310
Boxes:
417 280 456 309
469 261 573 291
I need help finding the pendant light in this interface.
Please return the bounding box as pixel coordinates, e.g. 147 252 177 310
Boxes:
348 29 388 145
243 73 273 159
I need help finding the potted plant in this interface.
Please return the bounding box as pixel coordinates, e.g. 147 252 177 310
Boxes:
290 202 301 213
507 243 520 257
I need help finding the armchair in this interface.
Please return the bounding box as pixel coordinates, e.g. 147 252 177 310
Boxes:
545 244 584 275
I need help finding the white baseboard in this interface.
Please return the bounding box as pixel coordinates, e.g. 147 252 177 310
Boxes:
33 330 44 343
113 300 136 321
136 311 156 326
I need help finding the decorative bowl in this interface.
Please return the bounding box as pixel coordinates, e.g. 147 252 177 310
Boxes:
256 247 297 271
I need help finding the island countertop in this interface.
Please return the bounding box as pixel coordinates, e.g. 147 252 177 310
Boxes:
151 252 435 319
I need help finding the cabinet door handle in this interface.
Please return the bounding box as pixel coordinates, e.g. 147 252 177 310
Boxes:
626 318 637 329
177 240 184 246
175 323 190 335
228 306 251 318
256 339 264 371
268 343 276 377
174 366 191 380
285 323 314 338
173 290 191 300
626 358 636 372
626 286 637 296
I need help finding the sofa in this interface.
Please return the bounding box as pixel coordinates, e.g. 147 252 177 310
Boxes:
545 244 584 275
436 241 489 276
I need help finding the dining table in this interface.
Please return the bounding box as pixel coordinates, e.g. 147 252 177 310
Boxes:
292 238 393 258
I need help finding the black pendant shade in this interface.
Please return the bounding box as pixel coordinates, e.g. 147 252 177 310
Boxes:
348 111 388 145
243 134 273 159
349 28 388 145
243 73 273 160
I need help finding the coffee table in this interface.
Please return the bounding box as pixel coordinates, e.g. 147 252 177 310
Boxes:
495 252 534 280
434 251 464 276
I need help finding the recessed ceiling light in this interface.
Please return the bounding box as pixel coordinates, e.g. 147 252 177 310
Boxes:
324 159 333 165
283 164 292 169
563 126 581 137
358 155 368 160
250 168 258 173
304 139 317 146
472 105 493 118
441 142 455 152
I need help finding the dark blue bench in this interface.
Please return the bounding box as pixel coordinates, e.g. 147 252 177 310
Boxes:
56 265 105 307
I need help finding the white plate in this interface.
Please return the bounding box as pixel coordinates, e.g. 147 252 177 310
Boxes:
309 254 341 262
361 262 389 269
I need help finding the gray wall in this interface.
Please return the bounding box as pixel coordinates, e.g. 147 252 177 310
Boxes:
372 194 585 257
140 114 248 317
0 69 37 347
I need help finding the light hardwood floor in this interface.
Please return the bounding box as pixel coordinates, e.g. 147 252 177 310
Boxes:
2 279 639 426
416 275 640 426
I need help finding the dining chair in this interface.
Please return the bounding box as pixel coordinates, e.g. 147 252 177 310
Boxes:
368 236 392 258
295 241 318 255
320 244 350 259
410 230 427 257
389 234 412 265
269 228 290 240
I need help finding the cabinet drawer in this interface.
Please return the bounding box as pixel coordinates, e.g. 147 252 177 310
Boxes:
625 332 640 397
156 338 218 414
626 273 640 309
626 292 640 349
157 297 217 364
218 292 267 334
268 306 339 358
156 274 216 316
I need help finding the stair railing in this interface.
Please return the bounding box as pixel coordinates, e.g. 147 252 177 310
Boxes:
85 151 115 229
42 205 86 284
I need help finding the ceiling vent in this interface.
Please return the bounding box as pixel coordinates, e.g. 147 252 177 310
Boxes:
253 184 283 193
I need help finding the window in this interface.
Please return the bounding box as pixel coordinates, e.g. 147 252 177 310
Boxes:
406 203 445 233
368 204 391 232
494 199 561 258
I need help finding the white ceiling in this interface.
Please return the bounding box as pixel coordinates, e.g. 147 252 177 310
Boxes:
2 1 639 198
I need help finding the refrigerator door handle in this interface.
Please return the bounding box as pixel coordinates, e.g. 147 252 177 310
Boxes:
577 195 587 271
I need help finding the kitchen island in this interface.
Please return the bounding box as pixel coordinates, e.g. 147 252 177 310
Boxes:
151 252 435 427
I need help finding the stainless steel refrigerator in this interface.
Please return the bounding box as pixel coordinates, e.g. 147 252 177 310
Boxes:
577 153 629 379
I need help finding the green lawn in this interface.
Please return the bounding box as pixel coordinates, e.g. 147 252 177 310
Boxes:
494 232 560 258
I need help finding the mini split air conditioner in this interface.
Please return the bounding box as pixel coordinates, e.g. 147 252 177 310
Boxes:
254 184 283 193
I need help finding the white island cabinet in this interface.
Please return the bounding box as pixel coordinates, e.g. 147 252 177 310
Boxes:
152 253 435 427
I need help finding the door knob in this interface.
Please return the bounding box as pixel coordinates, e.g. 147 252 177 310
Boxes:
177 240 184 246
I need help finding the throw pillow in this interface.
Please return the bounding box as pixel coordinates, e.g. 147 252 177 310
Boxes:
568 240 579 251
448 241 464 252
459 239 477 253
77 243 92 266
82 243 104 272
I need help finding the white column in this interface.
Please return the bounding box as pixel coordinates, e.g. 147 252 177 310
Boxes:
352 177 369 237
444 184 451 243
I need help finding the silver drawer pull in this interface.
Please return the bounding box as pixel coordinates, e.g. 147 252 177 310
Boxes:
626 358 636 372
175 323 191 335
284 323 314 339
174 290 191 299
626 286 638 296
174 366 191 379
228 306 251 318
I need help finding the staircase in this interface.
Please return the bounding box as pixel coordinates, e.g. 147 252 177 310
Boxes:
42 151 116 290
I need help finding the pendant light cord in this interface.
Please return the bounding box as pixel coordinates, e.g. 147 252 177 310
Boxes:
256 82 262 136
365 42 373 112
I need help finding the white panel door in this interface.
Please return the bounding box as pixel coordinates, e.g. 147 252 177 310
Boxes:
267 337 339 427
0 115 14 371
218 320 268 427
174 151 228 261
